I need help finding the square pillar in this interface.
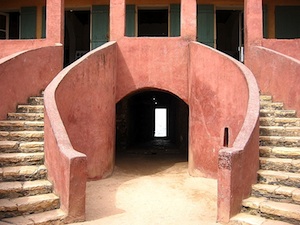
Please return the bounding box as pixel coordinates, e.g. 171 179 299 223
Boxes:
110 0 125 41
46 0 64 44
181 0 197 41
244 0 263 47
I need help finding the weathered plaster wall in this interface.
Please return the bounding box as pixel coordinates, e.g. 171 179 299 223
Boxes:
0 0 64 59
247 46 300 113
116 37 189 103
189 42 253 178
262 39 300 61
44 42 117 222
56 42 116 180
0 40 53 59
0 45 63 120
245 0 300 113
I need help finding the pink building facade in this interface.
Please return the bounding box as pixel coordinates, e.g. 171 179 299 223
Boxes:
0 0 299 223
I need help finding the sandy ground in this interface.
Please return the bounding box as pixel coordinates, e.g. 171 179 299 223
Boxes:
71 152 222 225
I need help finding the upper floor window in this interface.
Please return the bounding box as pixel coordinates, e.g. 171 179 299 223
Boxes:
0 13 9 39
126 4 181 37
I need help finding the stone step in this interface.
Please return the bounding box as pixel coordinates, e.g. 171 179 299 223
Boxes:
258 170 300 188
0 180 52 199
0 141 44 153
0 121 44 131
0 152 44 167
260 95 273 102
28 96 44 105
260 117 300 127
252 183 300 204
259 136 300 147
0 193 59 219
260 126 300 137
230 213 293 225
0 131 44 142
242 197 300 225
0 165 47 182
16 105 44 113
260 147 300 159
1 209 65 224
259 157 300 173
260 102 284 110
260 109 297 118
7 113 44 121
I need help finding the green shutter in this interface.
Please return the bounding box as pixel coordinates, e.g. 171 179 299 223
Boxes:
275 6 300 39
21 7 37 39
170 4 180 37
126 5 135 37
197 4 214 47
263 5 268 38
92 5 109 49
42 6 46 38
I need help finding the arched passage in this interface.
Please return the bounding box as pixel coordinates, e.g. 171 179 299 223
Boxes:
116 89 188 160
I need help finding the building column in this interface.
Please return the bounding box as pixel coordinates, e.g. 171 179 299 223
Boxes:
110 0 125 41
181 0 197 41
244 0 263 47
46 0 64 44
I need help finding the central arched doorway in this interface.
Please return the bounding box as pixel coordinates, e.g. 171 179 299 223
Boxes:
116 89 189 164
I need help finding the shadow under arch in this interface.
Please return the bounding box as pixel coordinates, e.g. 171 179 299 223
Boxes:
116 87 189 173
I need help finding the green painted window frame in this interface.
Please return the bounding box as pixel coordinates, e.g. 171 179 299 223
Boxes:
20 7 37 39
91 5 109 49
197 4 214 47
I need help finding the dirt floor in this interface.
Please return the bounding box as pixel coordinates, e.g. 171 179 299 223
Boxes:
71 150 222 225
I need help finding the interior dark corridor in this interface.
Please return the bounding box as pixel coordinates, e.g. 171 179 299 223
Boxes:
216 10 244 61
116 89 189 160
64 10 90 66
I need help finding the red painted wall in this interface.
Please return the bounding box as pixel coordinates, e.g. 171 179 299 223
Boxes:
0 45 63 120
116 37 189 103
247 46 300 114
189 42 259 180
44 42 117 222
262 39 300 61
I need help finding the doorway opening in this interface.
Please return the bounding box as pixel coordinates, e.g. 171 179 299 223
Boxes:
0 12 20 39
216 10 244 61
64 10 90 66
154 108 167 138
138 8 168 37
116 89 189 158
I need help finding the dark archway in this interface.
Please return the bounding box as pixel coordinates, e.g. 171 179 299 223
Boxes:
116 89 189 159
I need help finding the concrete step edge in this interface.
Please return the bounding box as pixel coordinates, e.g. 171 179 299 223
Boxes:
230 212 293 225
2 209 65 224
0 180 52 198
242 197 300 224
252 183 300 204
0 193 59 219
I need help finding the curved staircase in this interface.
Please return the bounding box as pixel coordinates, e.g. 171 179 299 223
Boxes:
0 94 65 224
230 95 300 225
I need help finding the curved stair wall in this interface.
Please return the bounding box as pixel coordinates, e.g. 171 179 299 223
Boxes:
189 42 260 223
262 39 300 61
44 38 259 223
44 42 117 222
0 45 63 121
246 46 300 114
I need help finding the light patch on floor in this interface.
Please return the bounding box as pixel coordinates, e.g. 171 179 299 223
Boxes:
71 154 221 225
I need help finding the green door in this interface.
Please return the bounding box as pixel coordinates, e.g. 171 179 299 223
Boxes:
197 5 214 47
170 4 180 37
126 5 135 37
20 7 37 39
91 5 109 49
